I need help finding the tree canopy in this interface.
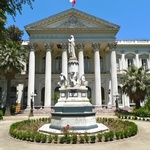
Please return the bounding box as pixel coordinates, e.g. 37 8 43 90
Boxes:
0 0 34 39
0 25 27 115
122 65 150 109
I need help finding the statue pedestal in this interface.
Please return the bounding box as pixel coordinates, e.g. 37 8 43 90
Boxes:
38 36 109 134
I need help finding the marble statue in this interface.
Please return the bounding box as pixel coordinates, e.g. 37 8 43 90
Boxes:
58 73 67 87
80 74 88 86
69 72 78 87
68 35 76 58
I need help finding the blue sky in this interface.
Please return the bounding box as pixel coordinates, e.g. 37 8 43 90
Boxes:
6 0 150 40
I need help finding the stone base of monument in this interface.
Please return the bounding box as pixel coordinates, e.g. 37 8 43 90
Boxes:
38 106 109 135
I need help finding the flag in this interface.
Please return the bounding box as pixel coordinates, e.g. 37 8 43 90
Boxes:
70 0 76 7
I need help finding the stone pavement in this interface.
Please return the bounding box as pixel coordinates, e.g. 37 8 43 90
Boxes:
0 114 150 150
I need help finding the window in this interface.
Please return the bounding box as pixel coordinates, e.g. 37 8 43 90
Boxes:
23 87 28 109
42 56 46 72
125 53 135 68
128 59 133 67
100 56 103 72
55 56 62 73
141 59 147 69
116 58 120 70
118 86 123 104
10 86 17 104
84 56 90 73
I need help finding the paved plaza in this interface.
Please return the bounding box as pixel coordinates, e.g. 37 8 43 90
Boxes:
0 114 150 150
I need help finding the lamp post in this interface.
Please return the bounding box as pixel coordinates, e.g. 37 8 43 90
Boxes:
30 92 36 116
113 93 119 111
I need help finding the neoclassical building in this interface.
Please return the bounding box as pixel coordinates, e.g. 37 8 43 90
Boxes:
0 8 150 112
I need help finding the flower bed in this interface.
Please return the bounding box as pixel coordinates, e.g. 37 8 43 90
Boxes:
9 117 138 144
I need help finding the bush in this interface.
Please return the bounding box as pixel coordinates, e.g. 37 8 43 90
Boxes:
48 135 53 143
0 110 3 120
59 136 65 144
134 108 150 117
53 134 58 143
97 133 102 142
104 132 109 142
79 136 84 144
84 134 89 143
71 134 77 144
90 135 96 143
66 136 71 144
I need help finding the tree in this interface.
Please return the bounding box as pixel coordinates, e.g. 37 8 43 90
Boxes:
0 0 34 40
0 25 27 115
122 65 150 109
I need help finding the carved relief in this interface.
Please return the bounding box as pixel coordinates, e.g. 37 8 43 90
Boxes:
92 43 101 50
108 42 117 49
29 43 37 50
44 43 53 50
77 43 85 50
57 16 87 28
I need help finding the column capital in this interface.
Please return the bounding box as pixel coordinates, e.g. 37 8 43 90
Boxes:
44 43 53 50
108 42 117 50
29 43 37 51
92 43 101 50
60 43 68 50
77 43 85 50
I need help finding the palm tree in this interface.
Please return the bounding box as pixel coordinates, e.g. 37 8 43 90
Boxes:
122 65 150 109
0 41 27 115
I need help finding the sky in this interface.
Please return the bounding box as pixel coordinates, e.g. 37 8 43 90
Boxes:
6 0 150 40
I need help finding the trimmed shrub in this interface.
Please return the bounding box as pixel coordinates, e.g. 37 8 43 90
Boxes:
48 135 53 143
59 136 65 144
97 133 102 142
84 134 89 143
90 135 96 143
71 134 77 144
79 136 84 144
0 110 3 120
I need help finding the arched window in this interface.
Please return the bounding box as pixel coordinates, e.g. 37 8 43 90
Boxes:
140 54 149 69
84 56 90 73
125 53 135 68
55 56 62 73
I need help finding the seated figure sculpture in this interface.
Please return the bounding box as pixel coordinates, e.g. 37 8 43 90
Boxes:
69 72 78 87
58 73 67 87
80 74 88 86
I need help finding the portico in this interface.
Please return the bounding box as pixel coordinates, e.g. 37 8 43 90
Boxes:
27 41 118 109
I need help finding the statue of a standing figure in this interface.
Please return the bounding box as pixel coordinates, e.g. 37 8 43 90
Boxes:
68 35 76 58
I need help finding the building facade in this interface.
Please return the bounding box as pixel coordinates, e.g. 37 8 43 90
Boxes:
0 8 150 112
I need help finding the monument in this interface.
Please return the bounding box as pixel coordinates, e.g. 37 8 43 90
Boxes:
39 35 108 134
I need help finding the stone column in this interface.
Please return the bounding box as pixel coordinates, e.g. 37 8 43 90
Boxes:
108 42 118 106
44 43 53 108
92 43 102 106
61 43 68 79
135 51 139 67
27 43 36 107
77 43 85 79
148 52 150 69
121 51 126 70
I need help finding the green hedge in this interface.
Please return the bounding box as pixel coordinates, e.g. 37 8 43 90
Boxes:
0 110 3 120
9 117 138 144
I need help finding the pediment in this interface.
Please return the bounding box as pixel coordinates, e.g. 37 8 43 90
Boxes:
25 8 120 32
